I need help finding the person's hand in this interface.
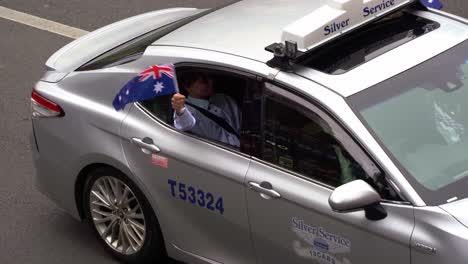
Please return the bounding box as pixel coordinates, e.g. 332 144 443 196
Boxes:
171 93 186 115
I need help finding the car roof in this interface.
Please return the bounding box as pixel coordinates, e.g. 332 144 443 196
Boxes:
154 1 468 97
296 10 468 97
155 0 328 62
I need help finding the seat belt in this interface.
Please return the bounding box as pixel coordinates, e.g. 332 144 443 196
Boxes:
185 102 240 139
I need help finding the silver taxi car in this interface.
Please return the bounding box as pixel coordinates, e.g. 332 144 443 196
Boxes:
32 0 468 263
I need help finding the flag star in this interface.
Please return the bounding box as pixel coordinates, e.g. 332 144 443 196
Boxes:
126 89 129 95
154 82 165 93
119 95 122 101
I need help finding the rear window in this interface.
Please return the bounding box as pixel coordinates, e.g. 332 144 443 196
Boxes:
77 20 187 71
299 11 440 74
78 9 214 71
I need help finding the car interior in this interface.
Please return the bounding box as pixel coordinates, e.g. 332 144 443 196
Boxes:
140 67 256 149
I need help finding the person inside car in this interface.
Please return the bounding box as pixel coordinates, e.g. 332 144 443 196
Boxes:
171 72 240 147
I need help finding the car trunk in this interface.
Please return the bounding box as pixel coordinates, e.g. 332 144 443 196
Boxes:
41 7 202 83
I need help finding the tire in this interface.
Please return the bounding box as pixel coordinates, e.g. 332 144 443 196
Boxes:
83 167 166 264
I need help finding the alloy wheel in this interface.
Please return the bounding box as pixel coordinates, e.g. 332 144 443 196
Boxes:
89 176 146 255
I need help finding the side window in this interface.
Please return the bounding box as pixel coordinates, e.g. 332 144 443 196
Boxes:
141 94 173 124
140 67 252 149
259 90 368 188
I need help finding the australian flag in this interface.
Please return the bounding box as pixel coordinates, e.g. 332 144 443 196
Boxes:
113 64 178 111
419 0 443 10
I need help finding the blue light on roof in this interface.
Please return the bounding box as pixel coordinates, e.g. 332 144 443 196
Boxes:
419 0 443 10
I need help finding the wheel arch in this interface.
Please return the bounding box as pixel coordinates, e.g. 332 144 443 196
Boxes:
76 162 170 261
75 163 114 220
73 160 164 223
72 155 173 255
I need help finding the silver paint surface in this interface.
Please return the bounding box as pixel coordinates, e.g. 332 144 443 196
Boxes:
32 3 468 264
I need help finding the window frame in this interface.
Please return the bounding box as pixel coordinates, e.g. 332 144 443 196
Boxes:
135 62 259 159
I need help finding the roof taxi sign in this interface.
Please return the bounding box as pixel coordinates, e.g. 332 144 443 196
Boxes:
281 0 415 51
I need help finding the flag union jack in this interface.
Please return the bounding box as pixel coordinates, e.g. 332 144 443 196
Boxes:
112 64 179 111
138 65 175 82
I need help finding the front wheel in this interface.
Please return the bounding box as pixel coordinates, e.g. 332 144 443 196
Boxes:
83 167 166 263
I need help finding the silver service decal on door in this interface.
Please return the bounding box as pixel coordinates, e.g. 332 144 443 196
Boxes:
292 217 352 264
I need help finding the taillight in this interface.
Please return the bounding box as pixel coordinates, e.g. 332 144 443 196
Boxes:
31 89 64 118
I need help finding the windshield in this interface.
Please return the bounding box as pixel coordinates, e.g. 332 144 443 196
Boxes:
348 40 468 205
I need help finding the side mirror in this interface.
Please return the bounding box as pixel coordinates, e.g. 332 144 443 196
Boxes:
329 180 387 221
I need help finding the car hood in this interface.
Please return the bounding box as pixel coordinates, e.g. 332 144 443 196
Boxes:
440 198 468 228
45 7 201 73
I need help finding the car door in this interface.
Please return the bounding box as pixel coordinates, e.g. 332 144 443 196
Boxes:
119 66 257 264
245 82 414 264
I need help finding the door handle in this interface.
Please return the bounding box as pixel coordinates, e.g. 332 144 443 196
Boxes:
131 137 161 154
248 181 281 199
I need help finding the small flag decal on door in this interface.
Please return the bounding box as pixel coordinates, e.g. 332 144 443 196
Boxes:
151 154 169 168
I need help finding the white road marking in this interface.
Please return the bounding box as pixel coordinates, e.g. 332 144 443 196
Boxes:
0 6 88 39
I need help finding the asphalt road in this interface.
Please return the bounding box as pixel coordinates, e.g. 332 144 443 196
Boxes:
0 1 466 264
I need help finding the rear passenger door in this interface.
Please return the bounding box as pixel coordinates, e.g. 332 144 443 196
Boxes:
120 65 257 264
245 83 414 264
